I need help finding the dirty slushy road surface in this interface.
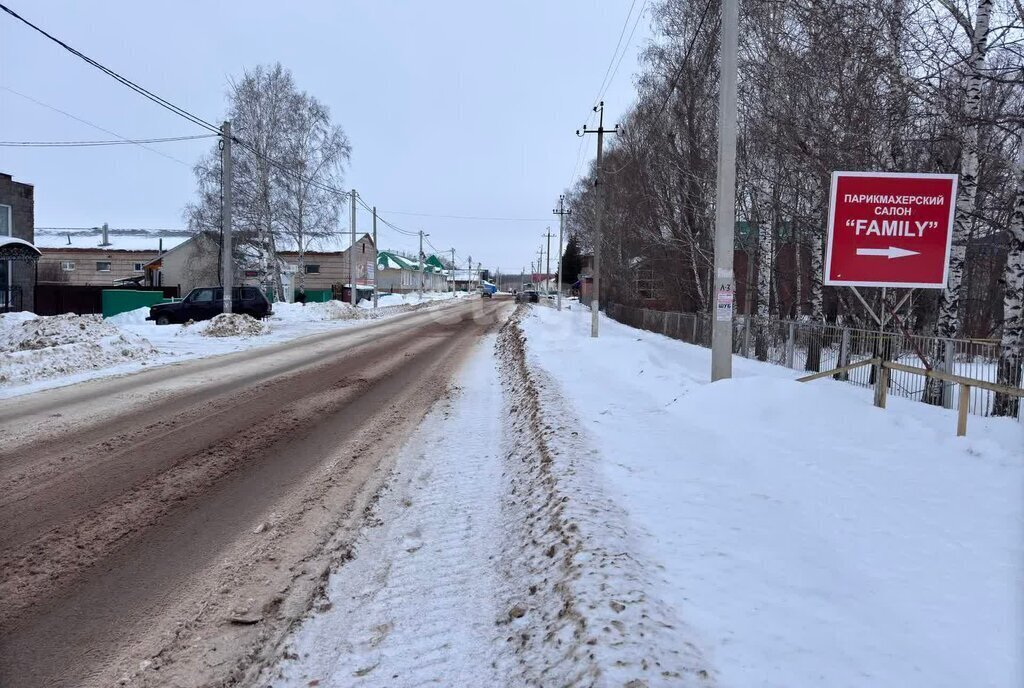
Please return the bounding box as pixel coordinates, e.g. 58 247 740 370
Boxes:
0 296 511 688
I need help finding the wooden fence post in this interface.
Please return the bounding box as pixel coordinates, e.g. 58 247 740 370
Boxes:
836 328 850 381
941 340 955 409
957 384 970 436
742 315 751 358
785 322 796 368
873 363 890 409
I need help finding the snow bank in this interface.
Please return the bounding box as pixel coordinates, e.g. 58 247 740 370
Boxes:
272 300 360 322
106 306 152 326
0 313 157 386
522 305 1024 688
194 313 270 338
359 291 469 309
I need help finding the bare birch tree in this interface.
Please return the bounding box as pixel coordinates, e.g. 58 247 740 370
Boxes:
186 64 351 302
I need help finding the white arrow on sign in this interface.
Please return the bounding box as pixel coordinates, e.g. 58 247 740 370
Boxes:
855 246 919 259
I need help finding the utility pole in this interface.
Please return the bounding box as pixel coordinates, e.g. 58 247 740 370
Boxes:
537 247 545 290
521 266 525 291
467 255 473 292
372 206 378 309
711 0 739 381
418 230 428 299
553 195 571 311
450 248 456 297
349 190 357 306
544 228 555 294
577 101 617 337
220 121 233 314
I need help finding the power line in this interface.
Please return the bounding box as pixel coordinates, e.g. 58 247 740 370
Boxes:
0 134 216 147
0 3 221 135
649 0 715 124
378 210 550 222
580 0 715 180
600 0 648 104
0 8 357 210
1 86 195 167
568 0 648 187
592 0 639 110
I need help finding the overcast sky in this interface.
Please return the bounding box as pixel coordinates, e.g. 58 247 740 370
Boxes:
0 0 653 275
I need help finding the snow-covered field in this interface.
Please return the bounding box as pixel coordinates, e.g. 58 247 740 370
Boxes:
0 292 470 398
521 305 1024 688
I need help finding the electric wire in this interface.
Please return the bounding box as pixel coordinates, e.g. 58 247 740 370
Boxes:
378 210 550 222
2 86 194 166
0 3 222 135
0 134 217 147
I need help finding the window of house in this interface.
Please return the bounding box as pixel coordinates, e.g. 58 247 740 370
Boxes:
305 264 320 274
96 261 111 272
61 260 75 271
133 262 145 272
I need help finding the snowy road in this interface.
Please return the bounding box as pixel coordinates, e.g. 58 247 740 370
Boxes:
267 334 506 686
0 297 510 688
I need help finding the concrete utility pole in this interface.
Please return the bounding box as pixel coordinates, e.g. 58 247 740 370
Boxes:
553 195 571 311
220 121 233 314
537 247 545 288
577 101 617 337
349 190 358 306
467 255 473 291
450 248 456 297
711 0 739 381
418 230 428 299
544 228 555 293
372 206 378 309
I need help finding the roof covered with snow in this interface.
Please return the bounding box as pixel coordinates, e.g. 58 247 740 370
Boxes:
377 250 446 273
275 232 373 254
33 228 192 252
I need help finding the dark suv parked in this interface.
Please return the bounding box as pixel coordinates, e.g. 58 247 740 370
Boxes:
148 286 272 325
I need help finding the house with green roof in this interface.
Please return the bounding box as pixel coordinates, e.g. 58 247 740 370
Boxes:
376 250 448 293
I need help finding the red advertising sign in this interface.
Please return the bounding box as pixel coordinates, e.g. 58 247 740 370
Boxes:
825 171 958 289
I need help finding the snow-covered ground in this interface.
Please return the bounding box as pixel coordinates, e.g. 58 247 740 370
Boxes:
0 292 471 399
256 302 1021 686
267 335 507 687
521 304 1024 688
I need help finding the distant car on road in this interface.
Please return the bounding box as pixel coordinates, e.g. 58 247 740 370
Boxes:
479 287 492 299
148 286 272 325
515 290 540 304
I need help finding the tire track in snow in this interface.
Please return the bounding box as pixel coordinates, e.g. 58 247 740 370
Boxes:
263 335 506 687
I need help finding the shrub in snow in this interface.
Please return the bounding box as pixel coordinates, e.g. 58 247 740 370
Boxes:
197 313 271 338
